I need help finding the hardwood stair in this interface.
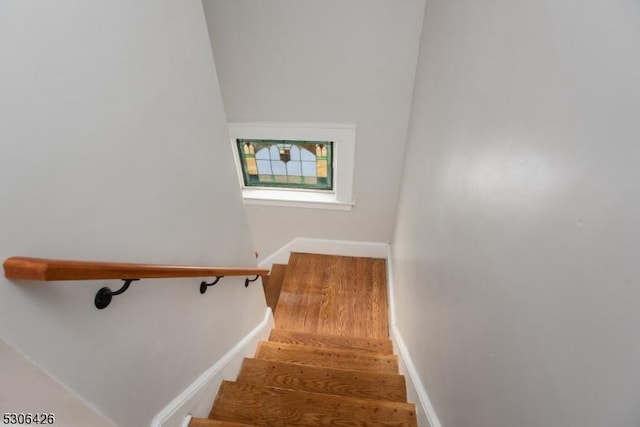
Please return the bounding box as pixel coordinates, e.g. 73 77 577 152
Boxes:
268 329 393 354
255 341 399 374
190 329 416 427
190 254 417 427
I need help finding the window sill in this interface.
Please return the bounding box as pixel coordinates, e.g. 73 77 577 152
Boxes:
242 189 354 211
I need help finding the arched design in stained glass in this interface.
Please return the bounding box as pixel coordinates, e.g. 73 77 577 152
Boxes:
236 139 333 190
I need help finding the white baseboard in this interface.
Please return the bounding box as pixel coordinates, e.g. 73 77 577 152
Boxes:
258 237 389 269
385 247 442 427
150 308 274 427
391 325 442 427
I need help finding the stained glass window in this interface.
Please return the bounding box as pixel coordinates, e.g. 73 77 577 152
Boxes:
236 139 333 191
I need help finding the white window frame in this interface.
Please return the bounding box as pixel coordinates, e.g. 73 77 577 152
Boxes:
229 122 356 211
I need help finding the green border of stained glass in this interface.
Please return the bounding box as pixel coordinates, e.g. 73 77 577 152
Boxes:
237 139 334 191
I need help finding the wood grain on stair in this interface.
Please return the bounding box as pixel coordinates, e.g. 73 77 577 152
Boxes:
189 419 257 427
269 329 393 354
262 264 286 314
255 341 398 374
199 254 415 426
209 381 417 427
274 253 389 339
237 357 407 402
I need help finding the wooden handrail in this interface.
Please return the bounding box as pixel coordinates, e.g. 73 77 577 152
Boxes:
3 256 270 309
3 257 269 281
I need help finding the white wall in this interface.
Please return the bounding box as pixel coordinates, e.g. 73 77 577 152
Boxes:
0 338 115 426
202 0 425 257
0 1 265 426
392 1 640 427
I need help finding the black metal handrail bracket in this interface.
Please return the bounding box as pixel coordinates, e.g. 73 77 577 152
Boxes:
245 275 260 288
200 276 223 294
95 279 140 309
94 275 260 309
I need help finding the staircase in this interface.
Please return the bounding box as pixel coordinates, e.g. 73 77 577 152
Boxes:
189 253 417 426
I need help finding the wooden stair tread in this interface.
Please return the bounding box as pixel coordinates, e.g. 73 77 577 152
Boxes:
189 419 257 427
237 357 407 402
255 341 399 374
262 264 287 314
209 381 417 426
274 253 390 339
270 329 393 354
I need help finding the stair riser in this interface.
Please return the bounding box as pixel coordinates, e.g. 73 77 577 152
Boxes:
263 264 287 314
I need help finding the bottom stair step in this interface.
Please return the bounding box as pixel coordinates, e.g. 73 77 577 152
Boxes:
209 381 417 426
189 419 257 427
